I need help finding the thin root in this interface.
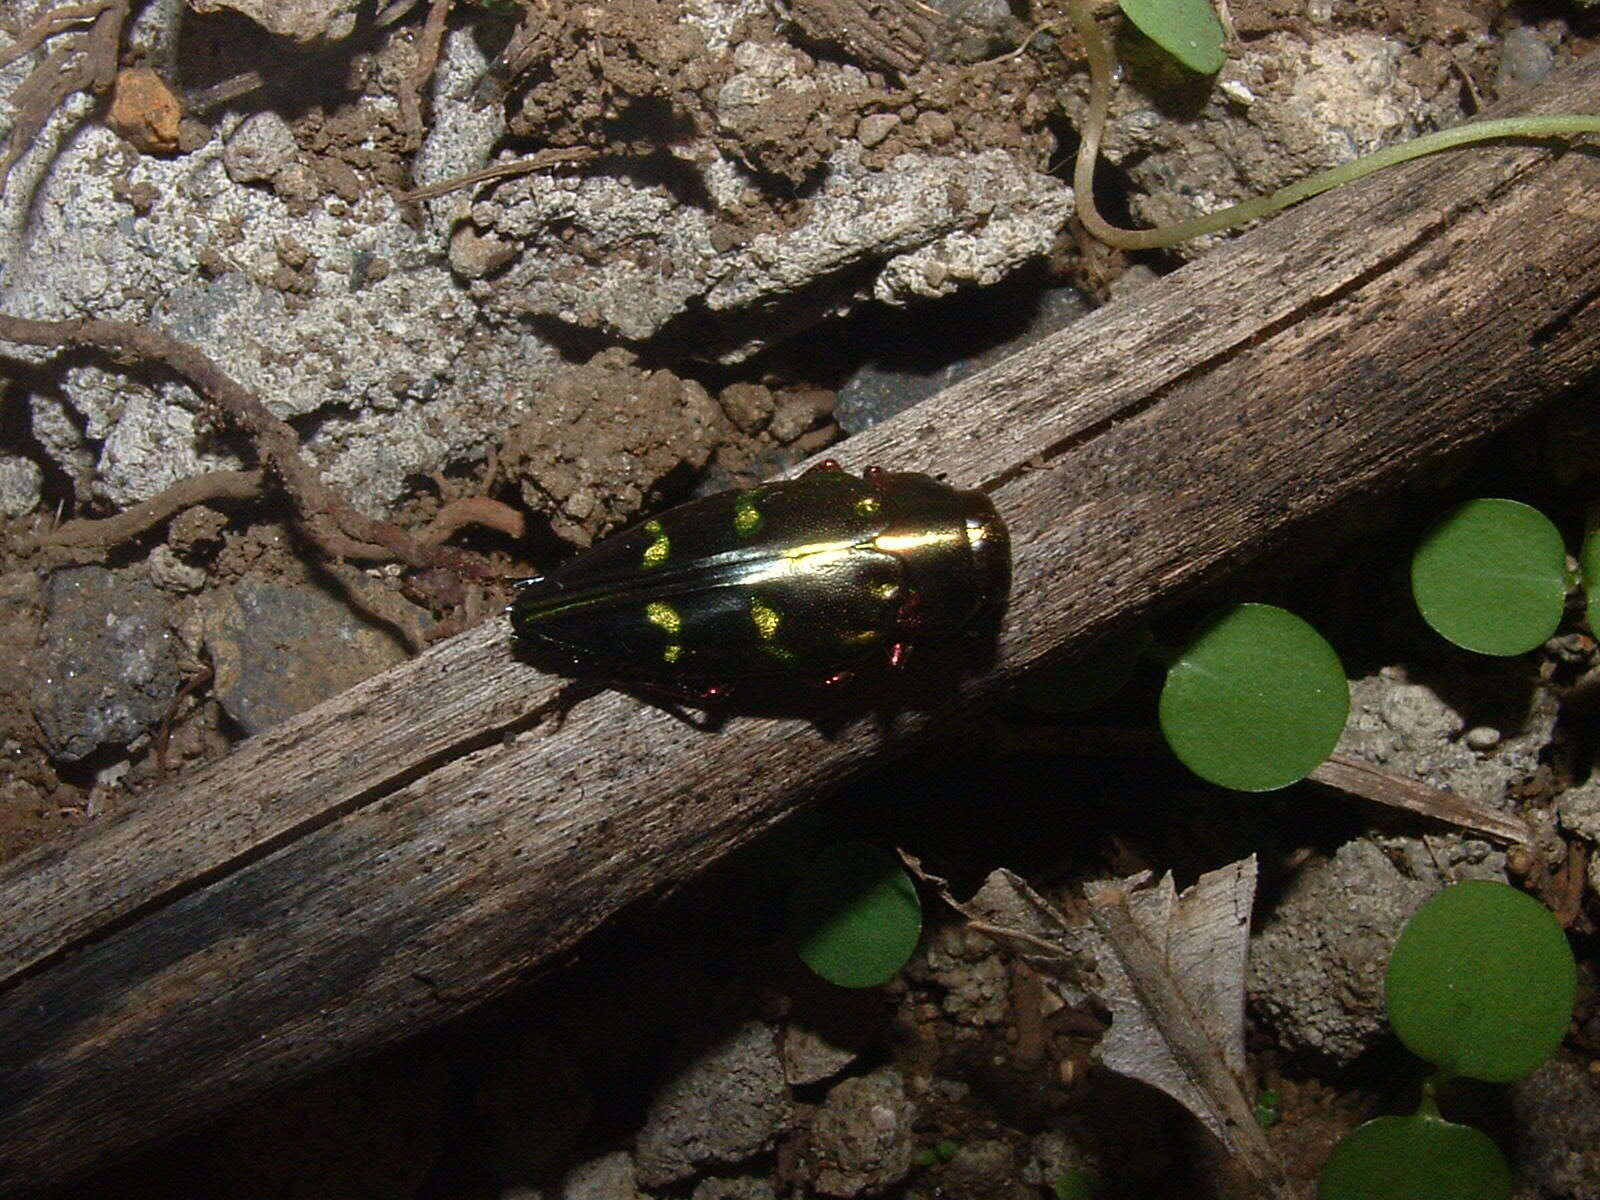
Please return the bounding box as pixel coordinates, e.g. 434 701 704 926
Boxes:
0 312 499 585
0 0 129 196
0 0 112 70
154 663 213 775
396 0 451 150
32 469 264 552
420 496 526 546
323 562 434 652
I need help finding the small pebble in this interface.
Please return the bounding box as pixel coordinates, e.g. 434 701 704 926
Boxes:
913 111 956 144
147 544 207 593
223 111 299 184
0 454 43 517
856 113 900 148
1498 26 1555 91
1464 725 1502 751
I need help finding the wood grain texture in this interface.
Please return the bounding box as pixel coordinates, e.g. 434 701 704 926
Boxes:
2 54 1599 1193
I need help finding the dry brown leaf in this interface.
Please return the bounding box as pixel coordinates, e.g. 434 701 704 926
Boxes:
962 859 1295 1199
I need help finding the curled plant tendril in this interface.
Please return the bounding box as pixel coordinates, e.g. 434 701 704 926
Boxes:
1065 0 1600 250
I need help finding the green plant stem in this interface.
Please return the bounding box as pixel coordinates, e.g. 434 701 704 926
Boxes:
1417 1068 1454 1119
1065 0 1600 250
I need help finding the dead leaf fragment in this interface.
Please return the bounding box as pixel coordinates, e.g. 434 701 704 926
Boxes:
961 859 1295 1200
106 67 181 154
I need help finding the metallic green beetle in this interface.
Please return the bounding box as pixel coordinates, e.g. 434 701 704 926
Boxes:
509 461 1010 697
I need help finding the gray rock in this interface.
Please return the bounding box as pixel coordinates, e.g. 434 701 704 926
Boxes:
1499 26 1557 92
1248 839 1435 1065
1337 671 1555 815
1379 681 1466 743
223 112 300 185
926 0 1024 63
188 0 364 42
204 579 410 735
0 453 42 517
836 286 1090 434
414 25 507 244
1 95 553 515
679 0 770 52
1555 781 1600 843
855 114 900 148
693 1176 778 1200
473 146 1070 362
633 1021 790 1188
781 1021 860 1086
1510 1059 1600 1199
809 1067 916 1197
1464 724 1503 751
549 1150 639 1200
34 566 180 761
905 921 1010 1026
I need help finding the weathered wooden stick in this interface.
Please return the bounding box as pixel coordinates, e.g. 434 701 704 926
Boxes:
1 55 1598 1194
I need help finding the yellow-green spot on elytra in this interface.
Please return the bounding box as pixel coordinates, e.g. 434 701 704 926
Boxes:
871 581 899 601
641 520 670 569
646 600 682 637
855 495 881 517
734 497 763 537
840 628 881 645
750 596 781 640
662 643 683 663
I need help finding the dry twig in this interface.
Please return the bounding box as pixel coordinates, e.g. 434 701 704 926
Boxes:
0 0 129 194
397 145 598 203
1309 754 1532 846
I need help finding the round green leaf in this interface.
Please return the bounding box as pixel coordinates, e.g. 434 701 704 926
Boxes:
1386 881 1576 1082
1581 525 1600 640
1318 1114 1510 1200
1120 0 1226 75
1053 1167 1100 1200
788 840 921 988
1411 499 1567 656
1158 603 1349 791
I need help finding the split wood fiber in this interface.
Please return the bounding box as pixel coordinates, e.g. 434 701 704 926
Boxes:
3 54 1599 1193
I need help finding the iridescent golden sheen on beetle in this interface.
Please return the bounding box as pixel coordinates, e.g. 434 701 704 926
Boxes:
509 460 1010 693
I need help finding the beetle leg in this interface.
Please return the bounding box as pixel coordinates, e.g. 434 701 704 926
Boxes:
895 590 925 631
628 678 728 707
887 590 923 669
621 680 729 729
